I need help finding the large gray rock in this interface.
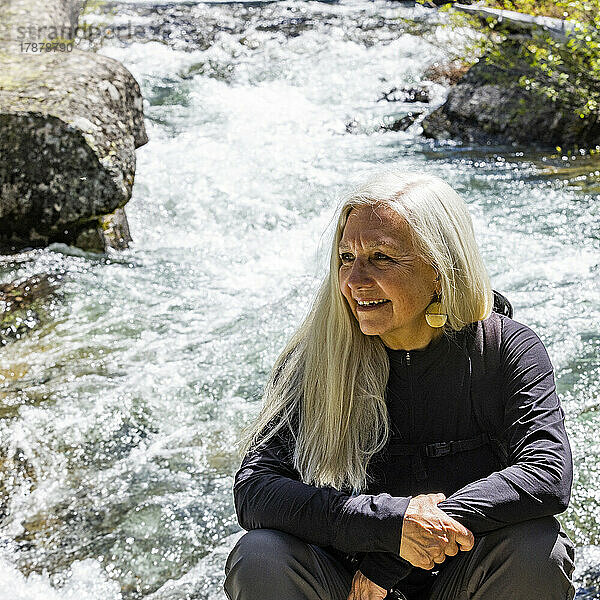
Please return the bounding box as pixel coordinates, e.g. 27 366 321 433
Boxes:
421 38 600 148
0 0 148 252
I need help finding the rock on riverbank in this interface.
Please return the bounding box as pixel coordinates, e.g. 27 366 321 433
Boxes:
0 0 148 252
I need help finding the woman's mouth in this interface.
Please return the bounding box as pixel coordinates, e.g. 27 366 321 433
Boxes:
356 299 391 311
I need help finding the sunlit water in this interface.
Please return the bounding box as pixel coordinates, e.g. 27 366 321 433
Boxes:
0 1 599 598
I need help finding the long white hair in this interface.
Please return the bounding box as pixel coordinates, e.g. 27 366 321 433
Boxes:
238 170 493 493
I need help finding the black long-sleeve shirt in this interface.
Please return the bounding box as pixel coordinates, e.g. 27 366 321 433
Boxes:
232 315 573 590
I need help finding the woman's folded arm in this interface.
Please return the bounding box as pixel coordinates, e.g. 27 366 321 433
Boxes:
233 427 411 555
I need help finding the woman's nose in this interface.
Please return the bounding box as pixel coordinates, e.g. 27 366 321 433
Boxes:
347 259 374 289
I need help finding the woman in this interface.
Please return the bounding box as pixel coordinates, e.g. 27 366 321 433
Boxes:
224 171 576 600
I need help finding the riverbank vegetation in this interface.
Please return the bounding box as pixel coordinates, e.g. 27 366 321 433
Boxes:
433 1 600 144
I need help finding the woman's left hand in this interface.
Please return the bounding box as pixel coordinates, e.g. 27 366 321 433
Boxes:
346 570 388 600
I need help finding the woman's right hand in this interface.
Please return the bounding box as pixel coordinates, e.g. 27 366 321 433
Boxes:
399 493 474 570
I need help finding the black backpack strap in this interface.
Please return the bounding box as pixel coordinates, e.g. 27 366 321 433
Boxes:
388 433 490 458
387 432 493 481
468 312 509 468
493 289 513 318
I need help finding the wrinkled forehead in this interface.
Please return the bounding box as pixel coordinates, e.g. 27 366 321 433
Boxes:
340 204 414 251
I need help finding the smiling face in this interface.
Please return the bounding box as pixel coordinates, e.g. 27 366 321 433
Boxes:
338 203 442 350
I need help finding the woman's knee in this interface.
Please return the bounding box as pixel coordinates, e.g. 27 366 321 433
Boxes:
476 517 575 597
224 529 307 599
485 517 573 567
227 528 301 572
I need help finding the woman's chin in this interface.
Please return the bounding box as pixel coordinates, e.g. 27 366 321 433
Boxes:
357 321 385 336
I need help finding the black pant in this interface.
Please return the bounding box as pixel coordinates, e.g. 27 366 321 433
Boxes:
224 516 576 600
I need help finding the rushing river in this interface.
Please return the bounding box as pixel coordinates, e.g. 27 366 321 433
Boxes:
1 1 599 598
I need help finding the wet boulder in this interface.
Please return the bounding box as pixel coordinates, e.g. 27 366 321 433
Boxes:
378 86 430 103
381 111 423 132
0 273 61 346
0 0 148 252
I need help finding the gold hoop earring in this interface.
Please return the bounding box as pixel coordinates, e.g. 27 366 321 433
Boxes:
425 292 447 328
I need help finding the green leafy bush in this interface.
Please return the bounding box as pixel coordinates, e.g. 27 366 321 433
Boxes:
434 1 600 120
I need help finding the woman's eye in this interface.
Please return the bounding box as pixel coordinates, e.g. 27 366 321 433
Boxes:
373 253 389 260
339 253 353 262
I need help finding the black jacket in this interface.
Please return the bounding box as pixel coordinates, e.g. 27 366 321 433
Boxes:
232 315 573 590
